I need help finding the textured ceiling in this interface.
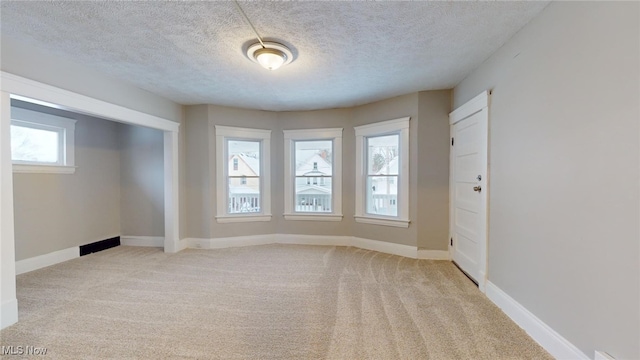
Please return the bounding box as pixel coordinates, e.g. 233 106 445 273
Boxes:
1 1 549 111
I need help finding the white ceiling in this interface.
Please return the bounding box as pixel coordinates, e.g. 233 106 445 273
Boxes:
0 1 549 111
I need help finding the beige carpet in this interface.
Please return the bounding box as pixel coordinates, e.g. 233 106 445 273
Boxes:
1 245 551 359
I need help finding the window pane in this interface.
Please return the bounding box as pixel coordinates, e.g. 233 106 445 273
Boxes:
366 134 399 175
228 140 260 175
228 140 261 214
11 124 59 163
295 178 332 212
229 178 261 213
366 175 398 216
294 140 333 213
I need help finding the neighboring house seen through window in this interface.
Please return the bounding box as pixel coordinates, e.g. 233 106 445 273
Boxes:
295 140 332 212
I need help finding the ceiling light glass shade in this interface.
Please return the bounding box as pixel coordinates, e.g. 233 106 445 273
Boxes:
247 42 294 71
254 48 287 71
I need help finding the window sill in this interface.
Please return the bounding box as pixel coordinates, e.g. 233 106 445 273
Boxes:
13 164 76 174
354 216 410 228
284 213 343 222
216 214 272 223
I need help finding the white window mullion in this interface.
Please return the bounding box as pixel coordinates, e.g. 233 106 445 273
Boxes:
57 127 65 166
355 133 364 217
332 134 343 218
283 136 294 214
398 123 410 221
215 129 226 219
261 135 271 218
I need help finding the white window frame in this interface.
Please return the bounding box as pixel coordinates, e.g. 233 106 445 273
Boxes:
283 128 343 221
354 117 410 228
11 107 76 174
215 125 271 223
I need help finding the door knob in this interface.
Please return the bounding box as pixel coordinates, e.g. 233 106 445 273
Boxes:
473 186 482 192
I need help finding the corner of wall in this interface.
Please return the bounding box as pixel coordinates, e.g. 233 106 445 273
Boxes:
415 90 452 251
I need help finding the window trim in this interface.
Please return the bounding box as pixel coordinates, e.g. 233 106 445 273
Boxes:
283 128 343 222
215 125 271 223
354 117 410 228
11 107 77 174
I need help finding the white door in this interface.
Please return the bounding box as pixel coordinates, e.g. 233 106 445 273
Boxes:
449 91 489 290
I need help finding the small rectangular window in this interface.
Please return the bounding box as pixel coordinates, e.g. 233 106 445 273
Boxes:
11 124 61 164
10 107 76 174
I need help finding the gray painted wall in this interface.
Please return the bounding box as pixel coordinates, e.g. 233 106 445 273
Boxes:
184 105 212 239
1 35 182 123
12 101 122 260
417 91 451 251
454 2 639 358
120 125 164 237
179 110 188 240
183 91 451 250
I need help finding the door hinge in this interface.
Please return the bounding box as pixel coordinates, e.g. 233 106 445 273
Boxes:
451 137 454 146
450 237 453 246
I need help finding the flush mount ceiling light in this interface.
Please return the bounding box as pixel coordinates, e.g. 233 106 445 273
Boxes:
235 1 294 71
247 42 293 71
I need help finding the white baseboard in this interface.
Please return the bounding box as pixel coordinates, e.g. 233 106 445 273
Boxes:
278 234 352 247
184 234 274 250
178 238 191 251
182 234 430 259
351 236 418 258
417 249 450 260
210 234 277 249
181 237 201 249
13 236 447 273
121 236 164 248
15 246 79 275
485 281 589 360
1 298 18 329
478 271 487 293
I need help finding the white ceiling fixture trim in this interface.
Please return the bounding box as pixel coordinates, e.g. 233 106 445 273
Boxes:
234 0 294 71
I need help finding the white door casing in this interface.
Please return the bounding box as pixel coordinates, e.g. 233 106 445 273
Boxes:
449 91 489 292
